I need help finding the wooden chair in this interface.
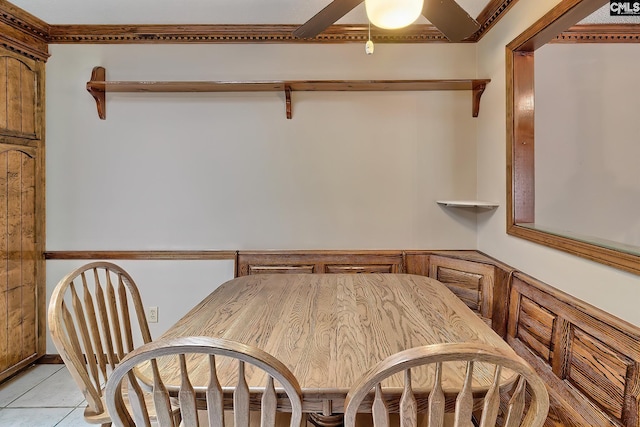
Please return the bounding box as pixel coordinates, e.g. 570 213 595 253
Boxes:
104 336 304 427
344 343 549 427
48 261 166 426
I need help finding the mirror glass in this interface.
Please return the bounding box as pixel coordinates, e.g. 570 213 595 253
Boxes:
531 42 640 257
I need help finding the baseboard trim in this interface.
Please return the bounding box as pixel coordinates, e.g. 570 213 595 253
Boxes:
38 354 63 364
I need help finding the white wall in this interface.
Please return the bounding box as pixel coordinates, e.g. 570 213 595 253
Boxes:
45 42 482 351
535 43 640 249
476 0 640 326
46 43 479 252
46 260 235 353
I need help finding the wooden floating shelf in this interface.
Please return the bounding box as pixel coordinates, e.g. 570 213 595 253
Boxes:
437 200 499 209
86 66 490 120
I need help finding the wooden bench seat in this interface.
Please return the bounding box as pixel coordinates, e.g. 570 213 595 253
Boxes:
506 272 640 427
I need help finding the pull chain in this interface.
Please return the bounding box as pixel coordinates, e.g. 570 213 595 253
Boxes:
365 20 374 55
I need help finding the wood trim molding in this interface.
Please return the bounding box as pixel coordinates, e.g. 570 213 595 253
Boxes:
0 0 49 61
44 250 237 260
48 24 452 44
507 0 608 52
45 1 518 45
38 354 64 364
472 0 520 41
5 1 640 48
554 24 640 43
506 0 640 276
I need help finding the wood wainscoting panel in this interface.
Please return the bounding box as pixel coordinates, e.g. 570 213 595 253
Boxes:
428 255 495 322
514 296 556 363
248 264 315 275
324 264 394 274
507 272 640 427
567 327 633 422
236 251 404 277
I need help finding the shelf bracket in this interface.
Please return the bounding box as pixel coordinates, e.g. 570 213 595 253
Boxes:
284 85 292 119
472 81 487 118
87 66 107 120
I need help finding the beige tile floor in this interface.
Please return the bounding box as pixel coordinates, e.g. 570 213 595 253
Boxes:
0 364 87 427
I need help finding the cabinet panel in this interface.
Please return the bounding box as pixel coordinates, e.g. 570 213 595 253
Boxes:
0 24 46 382
0 54 38 139
0 146 38 373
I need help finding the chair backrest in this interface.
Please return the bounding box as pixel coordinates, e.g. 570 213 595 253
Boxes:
48 261 152 419
105 336 303 427
344 343 549 427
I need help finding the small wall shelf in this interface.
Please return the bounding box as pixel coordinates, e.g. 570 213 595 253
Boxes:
437 200 499 209
86 66 490 120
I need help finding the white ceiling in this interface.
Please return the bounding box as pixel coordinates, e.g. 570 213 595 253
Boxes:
9 0 492 25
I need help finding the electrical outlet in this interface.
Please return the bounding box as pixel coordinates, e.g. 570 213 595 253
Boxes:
148 306 158 323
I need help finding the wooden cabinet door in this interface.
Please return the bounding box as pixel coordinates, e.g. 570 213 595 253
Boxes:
0 144 40 378
0 46 44 382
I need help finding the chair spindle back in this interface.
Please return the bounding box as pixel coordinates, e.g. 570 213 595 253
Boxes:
105 336 303 427
48 262 152 419
344 343 549 427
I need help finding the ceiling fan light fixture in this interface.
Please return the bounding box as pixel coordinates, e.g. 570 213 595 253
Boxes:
365 0 423 30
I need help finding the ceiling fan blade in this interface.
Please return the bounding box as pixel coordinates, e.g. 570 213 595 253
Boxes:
293 0 364 39
423 0 480 42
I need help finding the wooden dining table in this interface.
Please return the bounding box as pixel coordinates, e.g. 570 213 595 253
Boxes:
156 273 517 425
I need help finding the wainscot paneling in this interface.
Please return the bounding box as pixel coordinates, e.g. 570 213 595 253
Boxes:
507 272 640 427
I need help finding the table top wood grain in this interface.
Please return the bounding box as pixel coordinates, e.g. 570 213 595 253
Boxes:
156 274 517 413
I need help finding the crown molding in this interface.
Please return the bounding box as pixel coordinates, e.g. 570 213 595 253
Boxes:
48 24 455 44
0 0 49 60
14 1 639 51
472 0 520 41
554 24 640 43
46 0 518 45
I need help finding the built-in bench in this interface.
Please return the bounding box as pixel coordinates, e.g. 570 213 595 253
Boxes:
506 272 640 427
237 250 640 426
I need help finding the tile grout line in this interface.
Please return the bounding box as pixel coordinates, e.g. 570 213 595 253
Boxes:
1 365 65 408
53 407 81 426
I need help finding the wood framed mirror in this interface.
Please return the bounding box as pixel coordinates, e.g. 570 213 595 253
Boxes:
506 0 640 275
